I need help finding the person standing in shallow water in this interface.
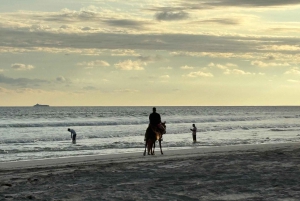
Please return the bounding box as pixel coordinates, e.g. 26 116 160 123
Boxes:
68 128 77 144
190 124 197 142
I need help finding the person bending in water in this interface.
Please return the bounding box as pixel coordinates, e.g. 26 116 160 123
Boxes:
68 128 77 144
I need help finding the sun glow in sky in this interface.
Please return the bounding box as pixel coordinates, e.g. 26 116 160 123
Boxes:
1 0 300 106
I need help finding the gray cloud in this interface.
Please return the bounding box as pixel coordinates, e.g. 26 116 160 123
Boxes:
150 0 300 12
268 28 300 33
193 18 241 25
82 86 97 91
205 0 300 7
0 74 48 87
1 28 300 55
23 10 153 31
103 19 150 29
56 76 66 82
137 55 165 62
265 55 276 60
155 11 189 21
11 63 34 71
40 10 99 23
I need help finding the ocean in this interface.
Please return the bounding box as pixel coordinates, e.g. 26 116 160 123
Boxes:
0 106 300 162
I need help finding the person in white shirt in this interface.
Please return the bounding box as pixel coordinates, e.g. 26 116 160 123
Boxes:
190 124 197 142
68 128 77 144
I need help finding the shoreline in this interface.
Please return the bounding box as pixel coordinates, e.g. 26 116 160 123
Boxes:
0 142 297 170
1 142 300 200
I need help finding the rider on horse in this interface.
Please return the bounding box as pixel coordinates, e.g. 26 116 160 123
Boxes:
145 107 163 141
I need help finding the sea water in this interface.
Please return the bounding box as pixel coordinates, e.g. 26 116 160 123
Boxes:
0 106 300 162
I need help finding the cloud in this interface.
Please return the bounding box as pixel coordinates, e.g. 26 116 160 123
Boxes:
218 0 300 7
259 45 300 51
251 60 290 67
209 63 238 69
209 63 227 70
265 55 276 60
82 86 97 90
114 89 139 93
287 79 300 83
180 0 300 9
155 11 189 21
2 27 300 56
160 66 173 70
111 49 138 56
30 24 51 32
224 69 253 75
268 28 300 34
225 63 238 67
0 74 48 87
193 18 241 25
137 55 164 63
77 60 110 68
185 71 214 78
42 8 100 23
81 26 98 31
60 25 72 29
180 65 194 70
104 19 151 30
10 8 151 32
160 75 170 79
114 60 145 70
148 0 300 17
284 67 300 75
56 76 66 82
2 13 300 69
11 63 34 71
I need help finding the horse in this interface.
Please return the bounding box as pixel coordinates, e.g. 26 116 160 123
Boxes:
143 122 166 156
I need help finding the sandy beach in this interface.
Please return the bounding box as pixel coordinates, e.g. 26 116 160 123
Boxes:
1 143 300 200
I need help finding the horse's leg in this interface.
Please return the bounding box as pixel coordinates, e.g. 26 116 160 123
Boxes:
159 139 163 155
143 140 147 156
147 140 152 155
152 141 155 155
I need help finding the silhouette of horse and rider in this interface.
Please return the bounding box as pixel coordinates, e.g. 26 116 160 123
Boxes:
144 107 166 156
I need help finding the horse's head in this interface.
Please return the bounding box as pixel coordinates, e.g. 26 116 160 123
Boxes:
160 121 166 134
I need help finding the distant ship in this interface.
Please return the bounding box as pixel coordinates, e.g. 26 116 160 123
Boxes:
33 103 49 107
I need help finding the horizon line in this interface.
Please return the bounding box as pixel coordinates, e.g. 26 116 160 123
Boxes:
0 105 300 107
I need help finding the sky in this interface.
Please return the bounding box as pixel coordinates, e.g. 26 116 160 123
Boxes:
1 0 300 106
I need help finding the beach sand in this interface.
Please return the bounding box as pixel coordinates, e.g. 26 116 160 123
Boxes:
1 143 300 200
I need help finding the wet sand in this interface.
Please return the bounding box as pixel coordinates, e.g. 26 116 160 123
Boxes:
1 143 300 200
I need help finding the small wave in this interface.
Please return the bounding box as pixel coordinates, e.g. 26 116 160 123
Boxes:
0 142 146 154
0 120 148 128
0 115 273 128
270 128 300 132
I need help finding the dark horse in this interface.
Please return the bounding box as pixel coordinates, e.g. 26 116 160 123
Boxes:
143 122 166 156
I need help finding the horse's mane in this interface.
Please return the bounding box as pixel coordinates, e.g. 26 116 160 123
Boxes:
145 122 166 141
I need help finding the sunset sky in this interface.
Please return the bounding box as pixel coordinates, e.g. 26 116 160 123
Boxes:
1 0 300 106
